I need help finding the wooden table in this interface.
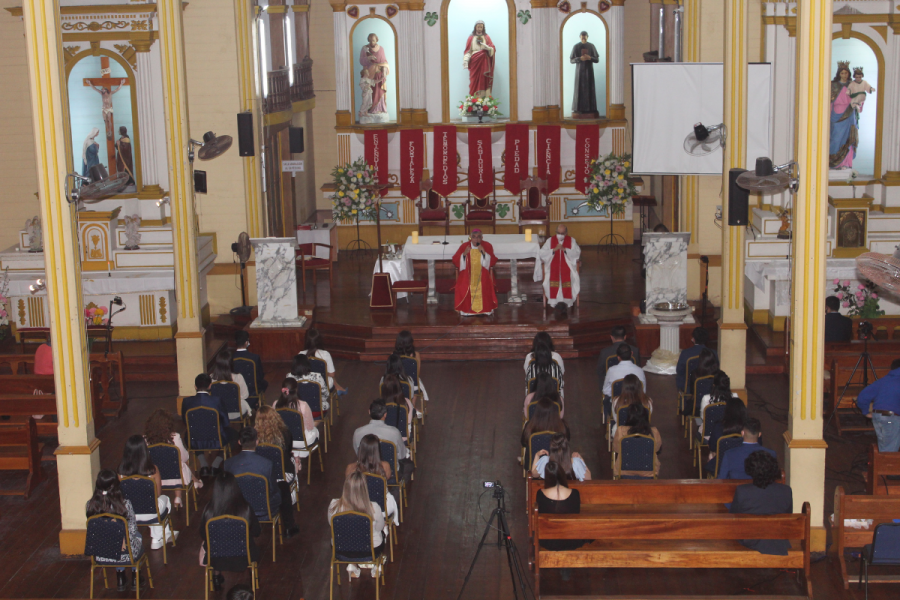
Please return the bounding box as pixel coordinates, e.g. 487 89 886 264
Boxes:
18 326 113 353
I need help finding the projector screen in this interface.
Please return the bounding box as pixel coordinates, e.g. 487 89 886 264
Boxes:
631 63 772 175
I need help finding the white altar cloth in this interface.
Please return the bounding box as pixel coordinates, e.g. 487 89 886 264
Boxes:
400 234 543 282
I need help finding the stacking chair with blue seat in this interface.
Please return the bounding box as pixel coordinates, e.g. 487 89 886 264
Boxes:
399 355 425 421
185 406 231 470
525 399 562 422
859 522 900 600
232 357 260 411
330 511 387 600
678 355 700 419
257 442 299 511
235 472 282 562
685 375 715 446
204 515 258 600
308 356 340 417
694 401 727 470
384 401 415 466
363 471 396 561
297 380 330 451
379 440 407 523
119 475 175 564
523 431 554 478
148 442 198 526
276 407 324 484
607 403 651 454
85 513 153 599
211 380 246 428
615 434 657 480
705 433 743 478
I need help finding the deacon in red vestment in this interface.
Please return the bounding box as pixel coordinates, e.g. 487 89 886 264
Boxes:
462 21 496 98
452 229 498 316
539 225 582 307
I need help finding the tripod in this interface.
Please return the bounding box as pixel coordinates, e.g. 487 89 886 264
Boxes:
825 328 878 429
457 484 533 600
598 213 626 256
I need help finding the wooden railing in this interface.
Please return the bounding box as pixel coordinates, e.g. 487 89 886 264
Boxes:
264 69 291 114
291 56 314 102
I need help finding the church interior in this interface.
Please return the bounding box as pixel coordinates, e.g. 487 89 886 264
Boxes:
0 0 899 598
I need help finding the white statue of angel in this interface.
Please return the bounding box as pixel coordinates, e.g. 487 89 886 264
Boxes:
123 214 142 250
25 217 42 252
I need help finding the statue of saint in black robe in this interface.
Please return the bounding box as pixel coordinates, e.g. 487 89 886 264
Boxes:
570 38 600 117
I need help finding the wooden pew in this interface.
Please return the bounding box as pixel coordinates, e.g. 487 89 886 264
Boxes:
867 445 900 496
526 476 757 538
827 354 897 434
533 503 812 599
0 418 44 498
0 387 106 434
833 485 900 588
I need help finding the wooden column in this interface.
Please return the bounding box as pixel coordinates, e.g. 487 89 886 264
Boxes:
22 0 99 555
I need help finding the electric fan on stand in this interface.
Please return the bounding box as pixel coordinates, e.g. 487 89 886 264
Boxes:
857 248 900 293
683 122 726 157
230 232 253 316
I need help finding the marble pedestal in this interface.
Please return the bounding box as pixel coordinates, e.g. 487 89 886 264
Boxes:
249 237 305 328
642 232 691 308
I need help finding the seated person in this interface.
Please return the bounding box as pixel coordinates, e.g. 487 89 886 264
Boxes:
536 461 588 555
34 340 53 375
521 397 570 448
696 371 739 435
855 357 900 453
328 470 386 579
234 329 267 404
352 400 415 482
610 373 653 438
705 396 747 475
824 295 853 342
273 378 319 459
729 450 793 555
602 345 646 414
613 403 662 479
86 470 143 592
531 433 591 482
300 327 346 393
394 330 430 404
345 434 399 527
523 371 564 419
682 348 719 417
717 418 776 480
199 472 261 592
286 354 329 413
524 332 565 374
210 349 252 420
381 373 416 440
676 327 715 393
596 325 640 389
181 373 238 476
526 343 565 398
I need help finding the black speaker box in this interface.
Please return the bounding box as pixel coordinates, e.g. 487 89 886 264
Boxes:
727 168 749 226
237 112 254 157
289 127 304 154
194 170 207 194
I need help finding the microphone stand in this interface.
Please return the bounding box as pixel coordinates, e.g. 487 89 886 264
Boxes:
105 298 126 357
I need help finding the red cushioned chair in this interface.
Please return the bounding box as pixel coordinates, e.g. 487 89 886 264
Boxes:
517 176 551 235
464 170 497 235
416 179 450 237
296 242 333 292
391 280 428 310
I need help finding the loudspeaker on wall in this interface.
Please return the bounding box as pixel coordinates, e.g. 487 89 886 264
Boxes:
237 112 254 157
194 170 207 194
289 127 304 154
727 168 749 226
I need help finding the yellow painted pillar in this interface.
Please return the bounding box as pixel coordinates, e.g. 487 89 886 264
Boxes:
158 0 206 394
785 0 832 553
234 0 264 237
680 0 701 298
22 0 99 555
718 0 748 392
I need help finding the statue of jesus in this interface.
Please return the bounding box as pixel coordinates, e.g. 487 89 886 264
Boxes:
463 21 495 98
90 81 125 139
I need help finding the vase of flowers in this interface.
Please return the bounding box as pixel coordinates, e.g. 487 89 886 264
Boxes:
584 153 637 217
833 279 885 319
85 306 109 327
458 95 502 119
330 158 378 222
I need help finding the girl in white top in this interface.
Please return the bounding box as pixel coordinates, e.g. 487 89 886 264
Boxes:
285 354 329 411
273 378 320 458
697 371 739 438
523 331 565 375
327 470 386 579
210 349 252 420
610 373 653 437
300 328 346 392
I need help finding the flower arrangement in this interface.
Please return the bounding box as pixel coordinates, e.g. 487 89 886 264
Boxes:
458 95 502 118
85 305 109 327
330 158 378 222
584 153 637 217
833 279 885 319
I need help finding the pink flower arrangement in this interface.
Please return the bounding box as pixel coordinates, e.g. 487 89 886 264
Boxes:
833 279 885 319
85 306 109 327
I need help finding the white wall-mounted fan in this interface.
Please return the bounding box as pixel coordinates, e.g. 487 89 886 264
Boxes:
857 247 900 294
683 123 726 157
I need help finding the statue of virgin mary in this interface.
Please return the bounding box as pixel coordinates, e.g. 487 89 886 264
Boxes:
82 127 101 177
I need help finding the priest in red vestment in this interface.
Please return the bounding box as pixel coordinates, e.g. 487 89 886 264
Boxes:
463 21 496 98
452 229 498 316
539 225 581 307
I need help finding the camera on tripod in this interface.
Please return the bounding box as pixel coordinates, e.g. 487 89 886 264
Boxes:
483 480 504 499
859 321 874 340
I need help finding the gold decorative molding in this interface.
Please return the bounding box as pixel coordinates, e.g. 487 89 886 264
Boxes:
828 196 873 209
63 31 161 43
610 0 626 5
54 438 102 456
530 0 557 7
6 4 159 17
782 431 828 450
174 330 204 339
114 43 137 69
291 4 311 12
62 20 128 32
335 110 353 127
63 45 82 65
883 171 900 186
608 103 625 120
330 2 347 12
397 2 427 9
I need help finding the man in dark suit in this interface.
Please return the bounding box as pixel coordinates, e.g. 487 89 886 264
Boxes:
224 428 299 538
676 327 715 393
234 330 267 410
824 295 853 342
729 450 793 555
181 373 238 476
596 325 641 389
717 418 776 480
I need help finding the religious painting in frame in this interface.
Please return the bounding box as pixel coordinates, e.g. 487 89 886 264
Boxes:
560 9 608 120
350 15 399 124
836 209 867 249
66 51 141 195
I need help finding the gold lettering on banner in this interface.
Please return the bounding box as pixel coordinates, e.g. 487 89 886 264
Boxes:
441 132 450 185
407 138 416 184
513 139 522 177
476 139 486 184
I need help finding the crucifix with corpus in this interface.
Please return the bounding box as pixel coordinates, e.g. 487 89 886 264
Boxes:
83 56 129 175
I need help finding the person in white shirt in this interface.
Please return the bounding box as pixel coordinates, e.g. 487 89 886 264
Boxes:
299 328 346 393
327 470 386 579
539 225 581 307
285 354 329 412
603 344 646 397
210 349 252 420
697 371 739 437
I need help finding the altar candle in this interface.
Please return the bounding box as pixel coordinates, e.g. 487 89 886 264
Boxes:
525 229 532 242
411 231 419 244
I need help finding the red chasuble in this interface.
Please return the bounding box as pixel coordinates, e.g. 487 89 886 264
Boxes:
549 236 573 300
451 240 498 314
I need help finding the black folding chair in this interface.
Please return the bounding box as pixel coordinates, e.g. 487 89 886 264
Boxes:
211 381 246 427
706 433 743 478
257 442 299 511
859 522 900 600
694 401 727 470
308 356 339 417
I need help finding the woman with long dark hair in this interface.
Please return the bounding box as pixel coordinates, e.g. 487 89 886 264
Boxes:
273 377 320 458
525 343 565 397
536 461 587 562
210 349 252 419
394 330 430 404
118 434 177 549
697 371 739 436
286 354 329 412
611 373 653 437
523 371 564 418
328 470 386 579
381 373 414 440
344 433 399 527
612 403 662 479
144 408 201 507
199 473 261 591
521 397 570 447
86 469 143 592
524 332 565 375
300 328 346 394
531 433 591 481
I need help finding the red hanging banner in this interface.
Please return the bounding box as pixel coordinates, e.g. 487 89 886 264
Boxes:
575 124 600 194
504 123 530 194
467 127 493 200
399 129 424 200
537 125 561 194
364 129 389 196
432 125 457 197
